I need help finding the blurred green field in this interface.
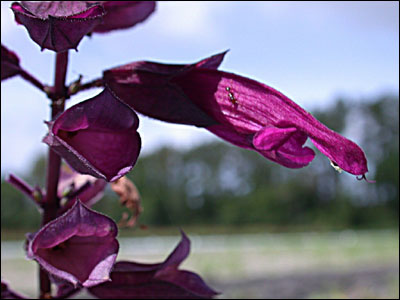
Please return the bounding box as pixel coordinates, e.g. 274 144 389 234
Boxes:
2 229 398 299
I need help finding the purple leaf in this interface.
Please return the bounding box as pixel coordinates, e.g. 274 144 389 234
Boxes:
92 1 156 34
1 44 21 80
104 52 369 177
26 200 119 287
1 280 27 299
43 88 141 182
88 231 219 299
11 1 105 52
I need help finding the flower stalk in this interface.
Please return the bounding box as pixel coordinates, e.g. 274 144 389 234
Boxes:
40 50 69 299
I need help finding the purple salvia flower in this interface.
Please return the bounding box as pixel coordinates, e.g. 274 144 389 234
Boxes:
1 44 21 81
103 52 369 177
43 88 141 182
26 200 119 287
1 280 27 299
57 164 107 212
88 231 219 299
91 1 156 34
11 1 105 52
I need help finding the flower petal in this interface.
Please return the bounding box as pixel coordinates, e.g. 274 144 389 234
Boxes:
43 88 141 182
253 127 298 151
27 200 119 287
253 126 315 168
1 44 21 80
92 1 156 33
309 135 368 175
11 1 105 52
173 68 368 175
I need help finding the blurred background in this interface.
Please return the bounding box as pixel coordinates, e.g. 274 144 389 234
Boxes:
1 1 399 299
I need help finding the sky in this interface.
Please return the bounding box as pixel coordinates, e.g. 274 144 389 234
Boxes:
1 1 399 176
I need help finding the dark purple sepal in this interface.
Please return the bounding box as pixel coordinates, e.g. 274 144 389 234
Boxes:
1 280 27 299
11 1 105 52
43 88 141 182
26 200 119 287
103 52 228 127
1 44 21 80
92 1 156 34
88 231 219 299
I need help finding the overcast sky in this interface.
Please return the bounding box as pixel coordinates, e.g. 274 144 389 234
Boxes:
1 1 399 176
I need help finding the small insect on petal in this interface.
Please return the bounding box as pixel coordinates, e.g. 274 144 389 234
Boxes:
225 86 238 105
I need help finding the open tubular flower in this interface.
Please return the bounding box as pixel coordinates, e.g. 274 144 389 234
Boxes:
103 52 369 177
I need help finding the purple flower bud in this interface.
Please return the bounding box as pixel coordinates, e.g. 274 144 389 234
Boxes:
104 52 369 177
57 164 107 212
11 1 105 52
6 173 44 206
1 44 21 80
49 276 81 299
26 200 119 287
88 231 219 299
43 88 141 182
1 280 27 299
91 1 156 34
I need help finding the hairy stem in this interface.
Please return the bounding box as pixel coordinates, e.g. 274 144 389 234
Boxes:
39 51 69 299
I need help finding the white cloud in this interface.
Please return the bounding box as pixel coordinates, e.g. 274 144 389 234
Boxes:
150 2 225 43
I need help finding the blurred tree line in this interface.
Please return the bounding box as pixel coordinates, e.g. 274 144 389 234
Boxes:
1 94 399 231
